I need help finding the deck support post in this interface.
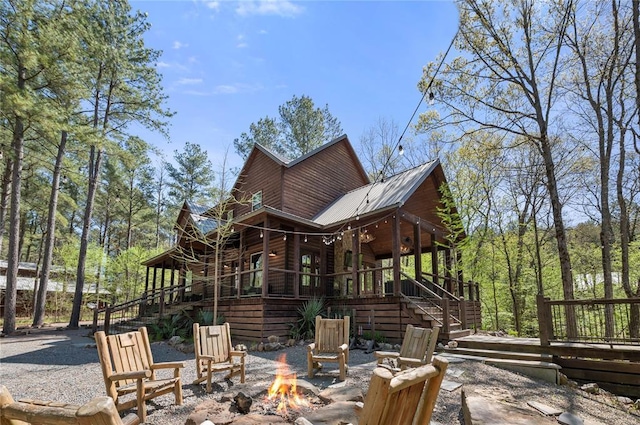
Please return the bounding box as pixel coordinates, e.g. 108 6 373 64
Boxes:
413 221 422 282
262 219 270 298
353 228 360 297
392 213 401 295
537 294 552 346
293 231 300 298
430 233 438 287
441 298 450 336
144 267 150 293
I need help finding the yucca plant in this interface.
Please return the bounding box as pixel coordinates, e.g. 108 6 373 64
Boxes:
290 296 325 340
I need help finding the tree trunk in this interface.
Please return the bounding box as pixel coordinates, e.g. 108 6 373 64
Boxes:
0 157 13 256
33 131 67 327
538 136 577 338
69 146 103 328
2 64 26 335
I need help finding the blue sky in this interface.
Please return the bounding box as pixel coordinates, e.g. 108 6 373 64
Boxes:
131 0 460 170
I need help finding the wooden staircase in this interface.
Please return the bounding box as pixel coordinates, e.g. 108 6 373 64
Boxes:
401 298 472 340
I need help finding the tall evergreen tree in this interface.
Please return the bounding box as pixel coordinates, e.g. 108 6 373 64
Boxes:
234 94 343 160
165 142 215 207
69 0 172 329
0 0 85 333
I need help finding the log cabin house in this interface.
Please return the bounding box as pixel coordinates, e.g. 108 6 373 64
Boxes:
142 135 481 342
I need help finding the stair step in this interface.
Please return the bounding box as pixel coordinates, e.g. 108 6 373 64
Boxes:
438 353 562 384
443 347 553 362
447 329 471 339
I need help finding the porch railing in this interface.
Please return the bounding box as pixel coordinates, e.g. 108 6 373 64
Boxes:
537 295 640 345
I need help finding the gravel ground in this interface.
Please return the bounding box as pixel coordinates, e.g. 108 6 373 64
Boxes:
1 326 638 425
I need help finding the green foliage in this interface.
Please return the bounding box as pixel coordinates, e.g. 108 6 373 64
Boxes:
165 142 215 206
195 310 225 326
362 330 386 343
234 94 343 160
289 297 325 340
148 310 194 341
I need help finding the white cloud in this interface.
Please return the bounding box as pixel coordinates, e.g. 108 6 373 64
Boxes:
259 29 268 35
177 78 203 85
236 0 303 18
204 1 220 11
237 34 248 48
213 83 262 94
157 61 171 68
172 41 189 50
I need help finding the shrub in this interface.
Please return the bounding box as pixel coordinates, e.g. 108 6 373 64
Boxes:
290 297 325 340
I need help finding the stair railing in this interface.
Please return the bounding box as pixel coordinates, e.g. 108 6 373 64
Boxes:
92 281 209 335
400 272 463 335
400 293 444 327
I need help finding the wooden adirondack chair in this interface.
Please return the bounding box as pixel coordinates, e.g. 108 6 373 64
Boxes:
0 385 139 425
95 327 184 423
357 356 449 425
193 322 246 393
307 315 350 380
374 325 440 370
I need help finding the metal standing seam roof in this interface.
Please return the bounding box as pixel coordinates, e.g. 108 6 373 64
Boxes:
313 160 439 226
185 201 219 234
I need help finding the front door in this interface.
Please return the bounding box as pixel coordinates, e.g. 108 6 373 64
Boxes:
300 250 320 296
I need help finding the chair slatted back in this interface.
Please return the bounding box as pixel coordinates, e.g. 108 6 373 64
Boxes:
103 328 154 386
315 315 350 353
359 357 449 425
399 325 432 361
196 323 232 363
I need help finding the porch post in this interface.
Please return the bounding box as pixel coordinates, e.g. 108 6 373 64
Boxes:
144 267 150 293
392 213 401 295
293 230 300 298
237 229 244 299
152 267 157 292
430 233 438 287
353 229 360 297
262 219 270 298
413 221 422 282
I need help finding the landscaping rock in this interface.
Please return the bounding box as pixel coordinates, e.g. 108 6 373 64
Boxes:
317 384 363 403
557 412 584 425
580 383 599 394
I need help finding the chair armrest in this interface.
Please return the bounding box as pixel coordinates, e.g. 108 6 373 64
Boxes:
150 361 184 370
109 370 152 381
230 351 246 358
374 351 400 360
307 342 316 352
398 357 426 367
338 343 349 352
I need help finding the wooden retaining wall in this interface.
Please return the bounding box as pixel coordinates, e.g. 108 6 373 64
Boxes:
554 357 640 398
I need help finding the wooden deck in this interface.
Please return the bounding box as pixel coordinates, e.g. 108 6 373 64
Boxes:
452 334 640 398
454 334 640 361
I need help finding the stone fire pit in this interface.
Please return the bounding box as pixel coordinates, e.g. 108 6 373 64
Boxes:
185 378 363 425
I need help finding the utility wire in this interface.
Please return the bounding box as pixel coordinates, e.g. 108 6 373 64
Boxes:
349 30 460 222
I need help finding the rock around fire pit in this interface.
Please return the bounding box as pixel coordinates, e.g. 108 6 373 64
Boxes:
185 378 363 425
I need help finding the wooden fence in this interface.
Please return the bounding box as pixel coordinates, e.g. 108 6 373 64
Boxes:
537 294 640 345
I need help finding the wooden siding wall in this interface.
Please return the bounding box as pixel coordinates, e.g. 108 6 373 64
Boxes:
332 297 425 343
235 151 283 217
215 297 443 344
402 178 445 233
217 298 300 341
282 141 368 219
